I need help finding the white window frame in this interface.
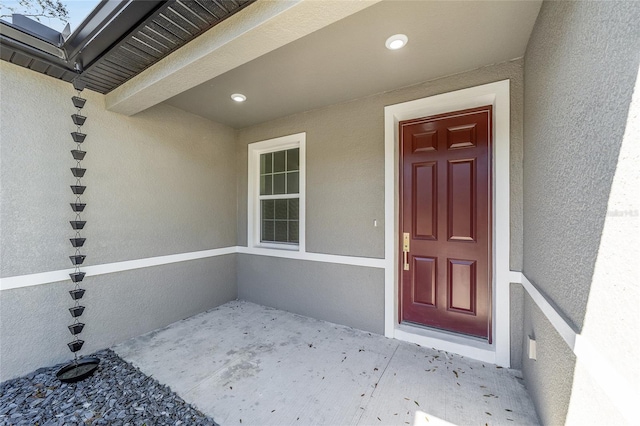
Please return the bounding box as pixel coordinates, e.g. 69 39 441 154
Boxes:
248 132 306 251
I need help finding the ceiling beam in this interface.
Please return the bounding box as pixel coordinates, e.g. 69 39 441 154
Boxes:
105 0 382 116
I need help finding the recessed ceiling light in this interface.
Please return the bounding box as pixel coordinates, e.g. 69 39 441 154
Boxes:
385 34 408 50
231 93 246 102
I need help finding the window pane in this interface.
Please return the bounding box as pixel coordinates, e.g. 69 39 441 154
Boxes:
273 150 286 173
275 199 288 220
262 199 274 220
260 175 272 195
287 148 299 171
288 198 299 220
262 220 274 242
287 171 299 194
260 153 271 175
288 221 299 243
273 173 286 194
274 221 288 242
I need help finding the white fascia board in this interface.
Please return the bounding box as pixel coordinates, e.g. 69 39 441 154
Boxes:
105 0 382 116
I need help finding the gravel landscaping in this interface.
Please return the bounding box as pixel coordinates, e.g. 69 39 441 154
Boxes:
0 349 217 426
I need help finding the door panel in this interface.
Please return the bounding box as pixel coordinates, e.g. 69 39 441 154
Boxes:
412 162 437 240
448 259 476 313
413 256 437 306
400 106 492 341
448 159 476 242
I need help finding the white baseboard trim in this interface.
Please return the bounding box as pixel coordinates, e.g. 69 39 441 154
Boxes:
0 246 384 291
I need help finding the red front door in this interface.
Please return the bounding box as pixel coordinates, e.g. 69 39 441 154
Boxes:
400 106 492 341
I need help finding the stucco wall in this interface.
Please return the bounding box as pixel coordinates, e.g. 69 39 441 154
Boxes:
0 62 238 380
237 254 384 334
522 1 639 423
236 60 525 365
237 59 525 269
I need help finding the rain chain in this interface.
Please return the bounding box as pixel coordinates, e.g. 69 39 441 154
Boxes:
57 78 100 383
68 79 88 358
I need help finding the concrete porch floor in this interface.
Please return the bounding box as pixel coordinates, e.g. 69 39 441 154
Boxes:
113 301 539 426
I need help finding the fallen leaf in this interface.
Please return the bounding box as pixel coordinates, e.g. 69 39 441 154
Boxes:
453 371 458 378
414 401 420 406
404 397 410 400
485 412 492 416
361 394 365 397
425 415 429 422
271 410 276 413
377 417 381 421
505 409 513 412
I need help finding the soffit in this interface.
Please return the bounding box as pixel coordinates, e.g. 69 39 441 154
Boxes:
0 0 256 93
165 0 542 129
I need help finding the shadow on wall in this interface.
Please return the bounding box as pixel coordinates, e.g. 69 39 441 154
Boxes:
522 1 640 424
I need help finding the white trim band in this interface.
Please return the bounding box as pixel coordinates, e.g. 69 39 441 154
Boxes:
0 246 385 291
237 246 385 269
0 247 237 291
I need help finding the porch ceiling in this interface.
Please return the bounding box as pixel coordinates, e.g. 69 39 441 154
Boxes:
160 0 542 128
114 301 539 425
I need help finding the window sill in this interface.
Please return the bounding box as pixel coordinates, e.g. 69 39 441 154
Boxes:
253 243 300 252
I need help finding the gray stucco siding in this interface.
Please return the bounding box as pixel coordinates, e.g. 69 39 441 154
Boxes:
237 59 525 271
0 255 237 381
237 254 384 334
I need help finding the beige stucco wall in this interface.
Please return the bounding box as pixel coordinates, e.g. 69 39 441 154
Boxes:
0 62 239 380
522 1 639 423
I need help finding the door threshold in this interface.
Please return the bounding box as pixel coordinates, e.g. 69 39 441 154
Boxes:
395 322 497 364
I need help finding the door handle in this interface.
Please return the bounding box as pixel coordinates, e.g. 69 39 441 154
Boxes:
403 232 410 271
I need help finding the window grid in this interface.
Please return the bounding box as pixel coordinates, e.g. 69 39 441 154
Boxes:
259 148 299 245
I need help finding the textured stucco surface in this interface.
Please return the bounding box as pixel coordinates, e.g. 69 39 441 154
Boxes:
523 1 639 332
237 254 384 334
509 282 524 370
522 1 640 423
521 294 574 425
237 60 524 269
0 255 237 381
0 62 239 381
1 62 238 277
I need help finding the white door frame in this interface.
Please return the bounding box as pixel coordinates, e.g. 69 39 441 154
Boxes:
383 80 511 367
